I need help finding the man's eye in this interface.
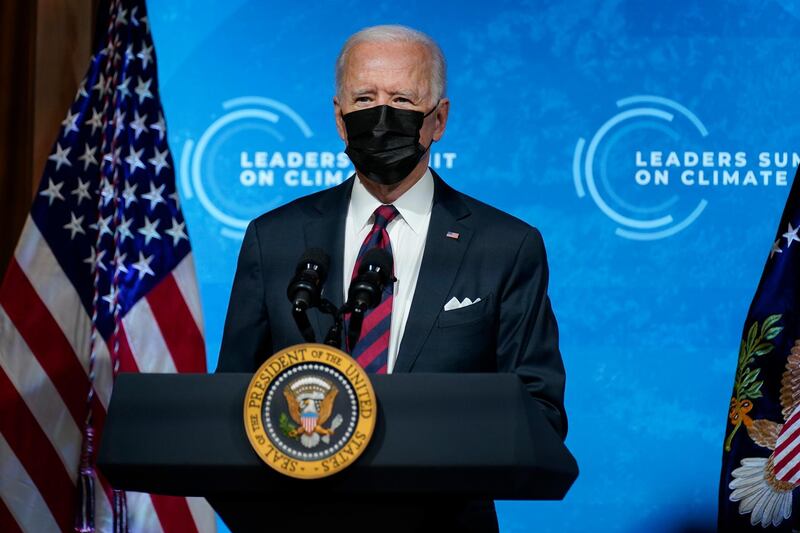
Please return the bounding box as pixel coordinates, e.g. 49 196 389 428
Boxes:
394 97 411 104
355 96 372 103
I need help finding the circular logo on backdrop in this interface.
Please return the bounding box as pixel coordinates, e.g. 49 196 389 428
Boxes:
573 95 709 241
244 343 376 479
573 95 794 241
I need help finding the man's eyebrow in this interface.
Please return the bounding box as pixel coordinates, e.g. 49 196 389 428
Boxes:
391 90 419 99
350 87 376 97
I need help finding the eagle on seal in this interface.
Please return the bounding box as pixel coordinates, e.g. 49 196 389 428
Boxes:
284 381 339 448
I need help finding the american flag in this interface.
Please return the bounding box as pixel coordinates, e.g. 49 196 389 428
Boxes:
0 0 215 531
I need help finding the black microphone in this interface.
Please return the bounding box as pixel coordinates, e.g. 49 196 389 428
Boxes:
346 248 394 350
287 248 330 310
287 248 330 342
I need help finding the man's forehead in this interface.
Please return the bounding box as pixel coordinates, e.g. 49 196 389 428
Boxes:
342 41 430 87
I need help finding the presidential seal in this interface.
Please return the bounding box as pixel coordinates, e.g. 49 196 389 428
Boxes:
243 343 376 479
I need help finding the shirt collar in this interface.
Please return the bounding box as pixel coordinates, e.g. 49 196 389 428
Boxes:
349 168 434 235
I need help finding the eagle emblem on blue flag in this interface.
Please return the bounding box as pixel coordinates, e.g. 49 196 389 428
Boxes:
719 166 800 530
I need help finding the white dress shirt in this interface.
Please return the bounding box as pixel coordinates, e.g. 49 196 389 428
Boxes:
343 169 434 373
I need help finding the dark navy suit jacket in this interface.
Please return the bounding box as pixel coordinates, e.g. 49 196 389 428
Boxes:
216 172 567 531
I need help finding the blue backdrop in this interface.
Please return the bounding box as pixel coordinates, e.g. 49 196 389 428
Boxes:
148 1 800 531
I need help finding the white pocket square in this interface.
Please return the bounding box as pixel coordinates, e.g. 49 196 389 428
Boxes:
444 296 482 311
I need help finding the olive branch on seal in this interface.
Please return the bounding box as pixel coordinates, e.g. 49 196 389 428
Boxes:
724 314 782 451
279 412 299 440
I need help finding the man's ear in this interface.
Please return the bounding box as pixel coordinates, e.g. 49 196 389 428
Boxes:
333 96 347 142
432 98 450 142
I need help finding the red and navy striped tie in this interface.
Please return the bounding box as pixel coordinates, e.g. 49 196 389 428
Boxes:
348 204 399 373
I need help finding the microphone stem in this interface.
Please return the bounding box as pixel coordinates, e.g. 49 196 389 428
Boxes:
291 306 316 343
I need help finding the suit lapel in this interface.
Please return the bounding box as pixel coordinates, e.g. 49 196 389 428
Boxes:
302 178 354 341
393 172 472 373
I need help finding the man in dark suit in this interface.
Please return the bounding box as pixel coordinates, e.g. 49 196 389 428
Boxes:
217 24 566 532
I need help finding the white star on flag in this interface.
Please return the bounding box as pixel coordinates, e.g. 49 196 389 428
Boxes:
113 251 129 275
61 110 80 134
99 178 115 206
75 77 89 99
121 180 138 206
134 76 153 103
71 178 92 205
148 147 170 176
83 247 107 273
783 223 800 248
125 146 146 173
91 72 107 97
87 108 104 134
116 216 134 243
39 179 65 205
165 218 188 246
142 183 166 210
48 143 72 170
115 5 128 26
78 143 98 170
150 112 166 141
138 216 161 244
132 251 155 279
130 110 149 139
90 215 113 238
103 146 122 167
116 76 132 100
113 109 126 136
101 285 119 310
117 215 133 244
137 43 153 69
63 212 85 239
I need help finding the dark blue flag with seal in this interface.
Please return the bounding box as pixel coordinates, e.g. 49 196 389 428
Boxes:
719 164 800 530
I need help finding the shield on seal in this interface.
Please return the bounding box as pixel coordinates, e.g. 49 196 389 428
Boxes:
301 412 318 434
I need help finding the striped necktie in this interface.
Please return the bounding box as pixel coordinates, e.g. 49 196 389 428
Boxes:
347 204 399 373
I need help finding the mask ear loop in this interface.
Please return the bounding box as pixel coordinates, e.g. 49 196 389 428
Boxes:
423 99 441 118
420 99 442 153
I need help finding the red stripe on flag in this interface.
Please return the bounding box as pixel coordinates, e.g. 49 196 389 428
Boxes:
150 494 199 533
775 416 800 456
145 274 206 372
778 455 800 484
0 259 91 424
774 440 800 476
776 416 800 453
0 366 75 531
0 498 22 533
0 259 108 444
116 322 141 373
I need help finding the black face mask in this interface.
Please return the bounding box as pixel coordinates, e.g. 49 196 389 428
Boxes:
343 103 438 185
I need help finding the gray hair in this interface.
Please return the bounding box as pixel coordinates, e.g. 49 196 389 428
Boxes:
335 25 447 105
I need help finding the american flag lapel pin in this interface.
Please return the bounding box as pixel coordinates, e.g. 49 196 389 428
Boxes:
446 231 460 240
